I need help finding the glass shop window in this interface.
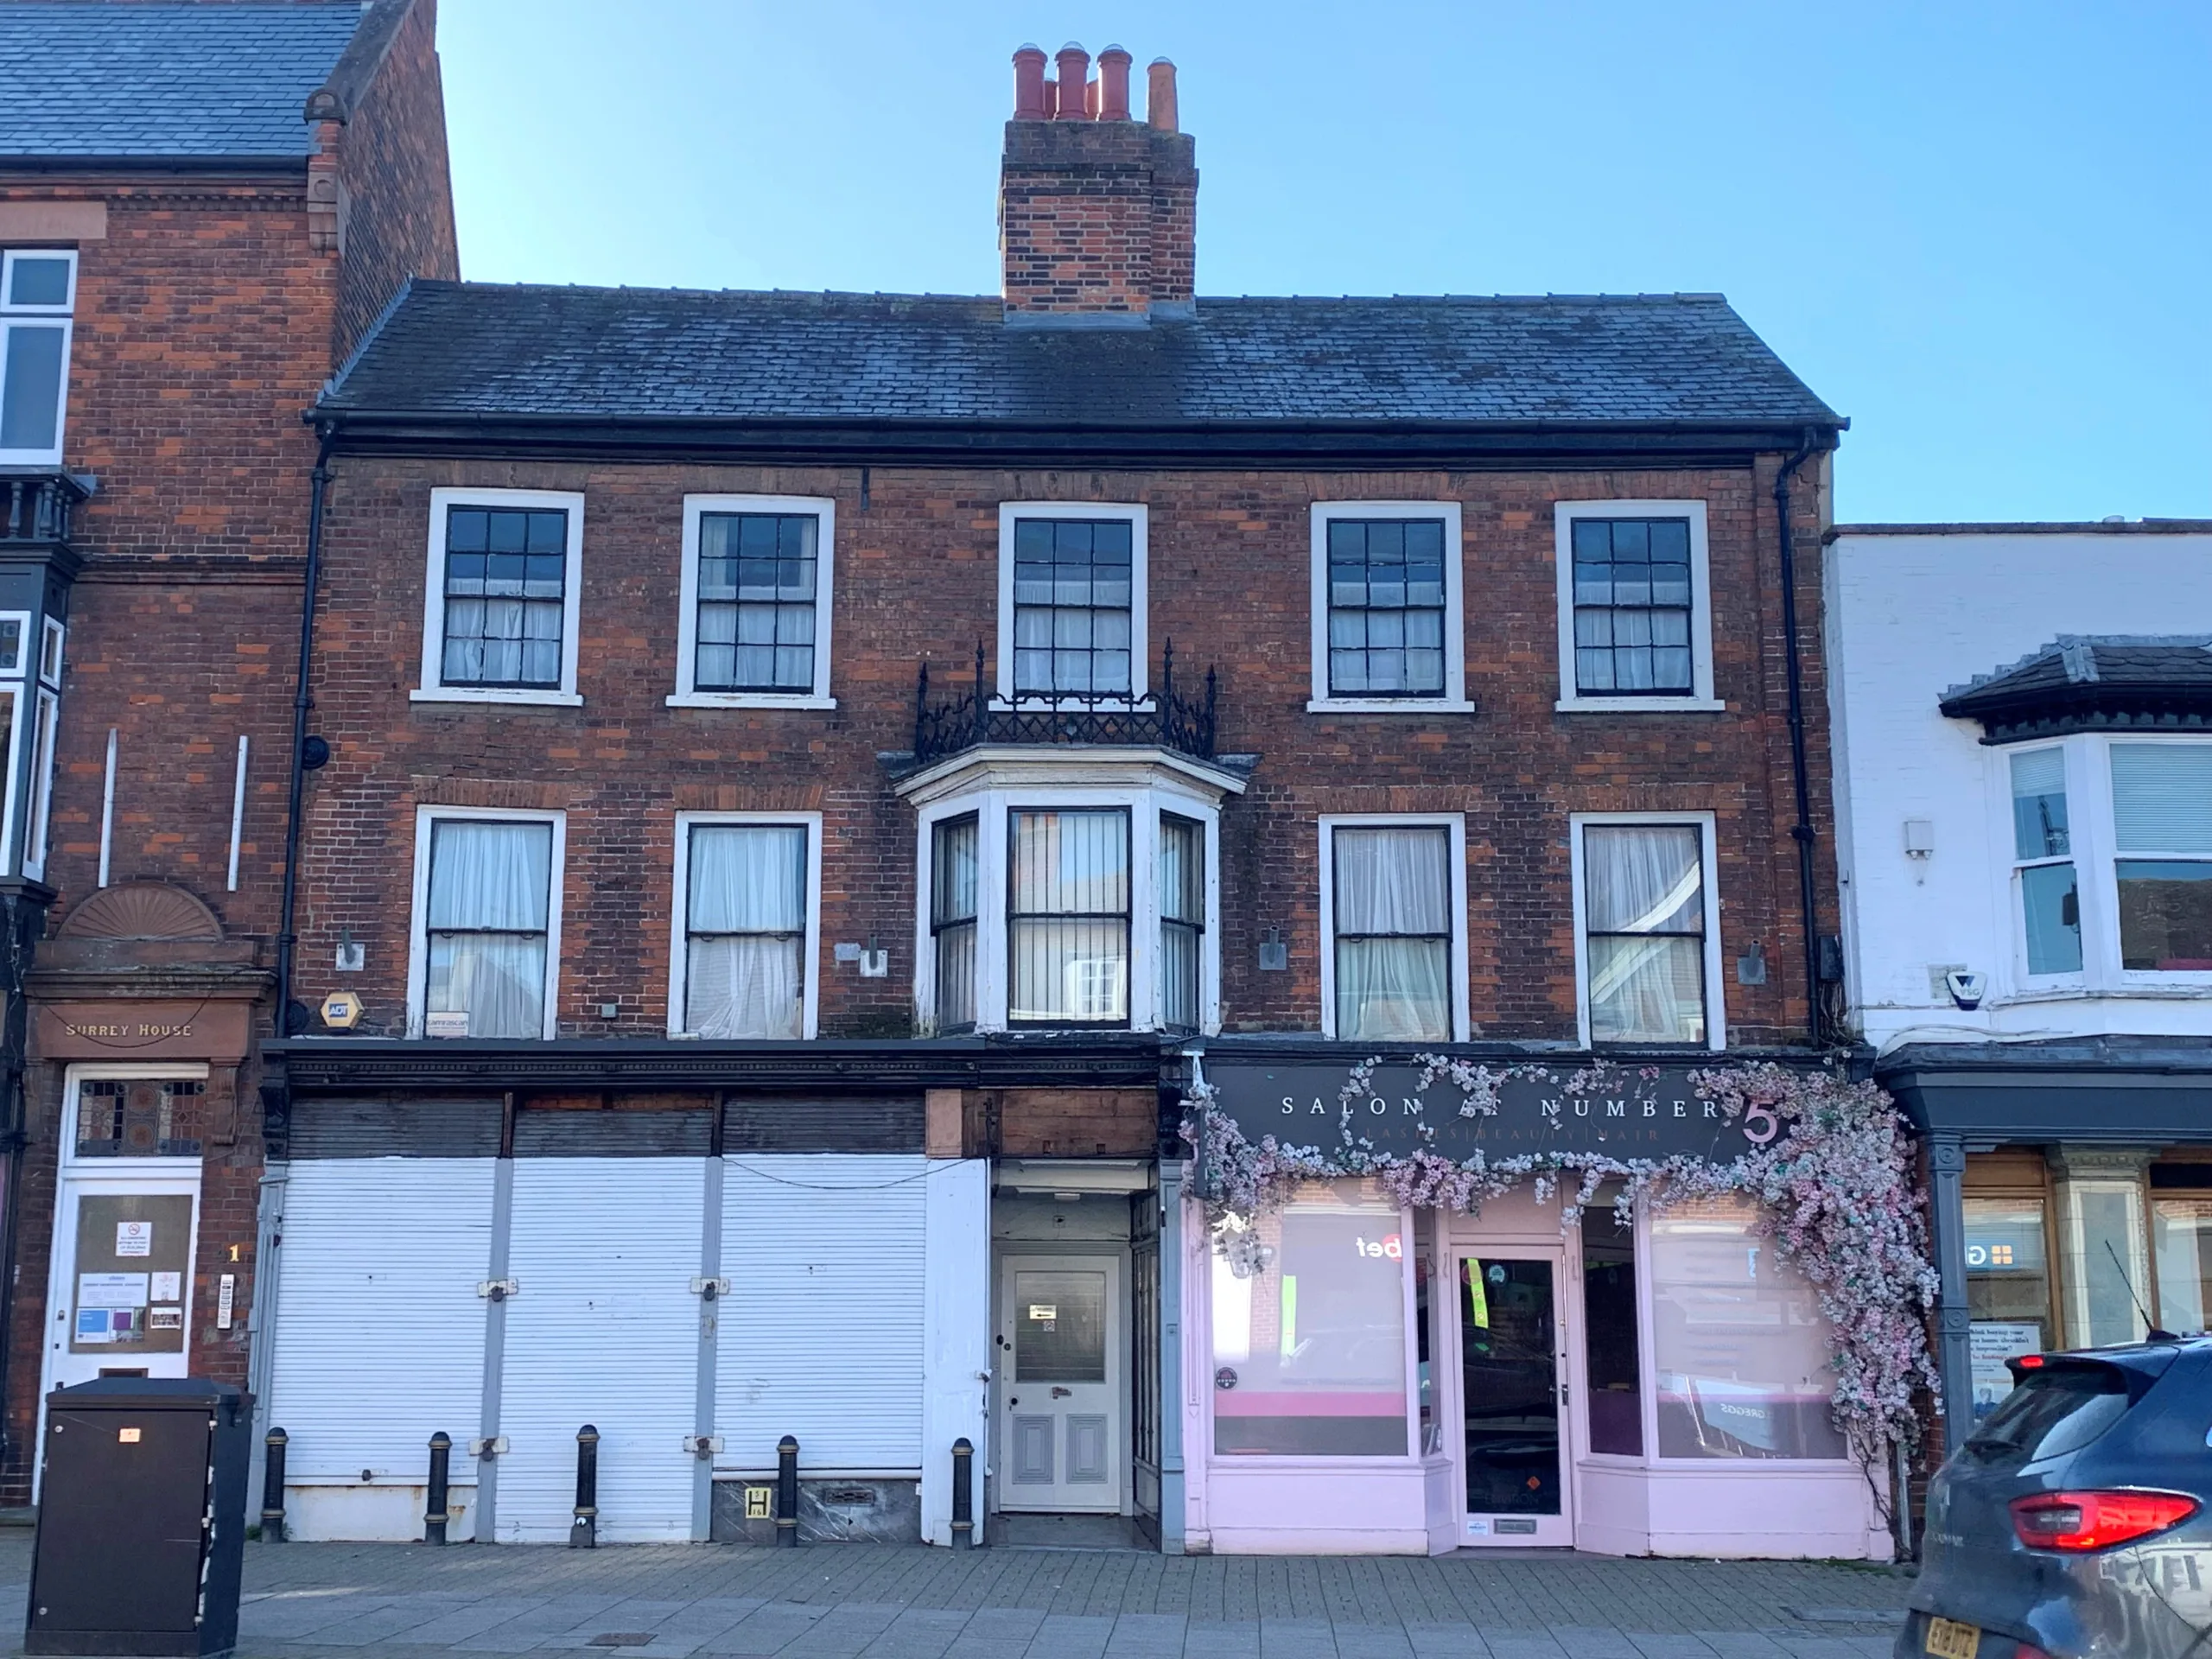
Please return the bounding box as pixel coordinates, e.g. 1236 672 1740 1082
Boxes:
1649 1196 1846 1460
2058 1177 2150 1349
1580 1189 1643 1455
2153 1192 2212 1338
1211 1180 1408 1457
1962 1197 2053 1421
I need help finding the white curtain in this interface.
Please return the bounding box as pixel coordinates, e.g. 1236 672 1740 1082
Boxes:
1333 828 1451 1040
685 825 806 1038
1584 825 1704 1044
425 821 551 1039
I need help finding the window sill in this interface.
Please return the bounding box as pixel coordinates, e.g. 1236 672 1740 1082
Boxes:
1555 696 1726 714
410 688 583 708
665 692 837 711
1306 698 1476 715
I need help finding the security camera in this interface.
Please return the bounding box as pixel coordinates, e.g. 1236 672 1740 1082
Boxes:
1944 969 1986 1011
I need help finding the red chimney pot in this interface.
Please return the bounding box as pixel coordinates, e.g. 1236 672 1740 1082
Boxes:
1012 45 1047 120
1096 47 1131 120
1053 44 1091 118
1147 58 1179 133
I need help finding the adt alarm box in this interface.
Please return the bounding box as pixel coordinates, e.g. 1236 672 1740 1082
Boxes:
28 1377 250 1657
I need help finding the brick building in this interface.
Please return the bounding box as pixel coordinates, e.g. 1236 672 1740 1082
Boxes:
0 0 454 1505
251 43 1872 1556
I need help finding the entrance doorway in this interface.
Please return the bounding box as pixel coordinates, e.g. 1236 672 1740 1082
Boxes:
998 1254 1123 1513
1457 1248 1572 1547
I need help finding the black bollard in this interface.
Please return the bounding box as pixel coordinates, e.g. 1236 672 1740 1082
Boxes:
570 1424 599 1548
775 1435 799 1548
950 1438 974 1549
425 1431 452 1546
261 1427 288 1543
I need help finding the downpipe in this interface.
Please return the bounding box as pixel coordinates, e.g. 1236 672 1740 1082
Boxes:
1773 426 1827 1045
274 425 337 1035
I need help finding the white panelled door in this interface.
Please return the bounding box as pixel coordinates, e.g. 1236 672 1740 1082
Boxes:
497 1158 706 1543
717 1156 925 1474
267 1160 495 1509
998 1253 1123 1513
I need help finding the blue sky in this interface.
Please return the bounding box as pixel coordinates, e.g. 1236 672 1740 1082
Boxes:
437 1 2209 525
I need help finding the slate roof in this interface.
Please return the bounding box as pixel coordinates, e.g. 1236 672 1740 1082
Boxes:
319 282 1843 432
1939 636 2212 741
0 3 364 161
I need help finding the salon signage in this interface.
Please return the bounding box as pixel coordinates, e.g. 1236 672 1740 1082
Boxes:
1201 1059 1779 1163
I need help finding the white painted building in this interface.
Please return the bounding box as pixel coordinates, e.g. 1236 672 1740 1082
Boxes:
1826 520 2212 1435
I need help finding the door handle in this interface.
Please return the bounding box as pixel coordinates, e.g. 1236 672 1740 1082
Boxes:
1052 1386 1072 1400
1558 1382 1569 1405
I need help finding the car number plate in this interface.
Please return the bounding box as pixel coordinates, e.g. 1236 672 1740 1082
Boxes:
1924 1616 1980 1659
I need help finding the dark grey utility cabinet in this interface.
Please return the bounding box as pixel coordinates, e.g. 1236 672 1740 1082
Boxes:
27 1377 251 1657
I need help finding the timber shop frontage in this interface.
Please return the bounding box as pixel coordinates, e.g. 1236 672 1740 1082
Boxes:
1179 1044 1933 1559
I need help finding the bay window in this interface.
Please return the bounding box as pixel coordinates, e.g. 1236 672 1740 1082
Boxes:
912 784 1223 1035
672 817 817 1039
411 810 562 1039
1322 818 1464 1042
1574 817 1722 1050
2110 743 2212 970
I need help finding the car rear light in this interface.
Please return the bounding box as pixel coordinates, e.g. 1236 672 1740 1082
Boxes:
2016 1353 2045 1369
2010 1489 2200 1551
2012 1644 2054 1659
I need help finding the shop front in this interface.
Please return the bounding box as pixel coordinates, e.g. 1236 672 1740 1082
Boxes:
1879 1034 2212 1439
1183 1050 1910 1559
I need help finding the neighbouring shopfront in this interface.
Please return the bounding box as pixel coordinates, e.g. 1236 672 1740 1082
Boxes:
1182 1048 1929 1559
1880 1034 2212 1438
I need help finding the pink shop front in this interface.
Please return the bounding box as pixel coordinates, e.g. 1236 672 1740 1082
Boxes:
1180 1055 1893 1559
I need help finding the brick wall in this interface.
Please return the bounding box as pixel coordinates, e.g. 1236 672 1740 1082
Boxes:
294 454 1837 1049
1000 120 1197 315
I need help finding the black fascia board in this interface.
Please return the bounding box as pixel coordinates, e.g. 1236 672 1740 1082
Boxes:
0 154 310 175
1194 1034 1849 1070
1881 1061 2212 1144
315 412 1845 472
264 1033 1172 1093
1938 682 2212 745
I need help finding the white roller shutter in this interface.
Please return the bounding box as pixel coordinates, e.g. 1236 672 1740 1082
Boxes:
266 1159 495 1486
496 1158 704 1543
717 1154 926 1473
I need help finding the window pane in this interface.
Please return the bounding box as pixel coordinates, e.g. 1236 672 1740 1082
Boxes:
1649 1196 1847 1459
2117 860 2212 969
1587 935 1705 1044
0 324 67 451
688 824 805 933
441 506 566 687
1010 810 1128 917
695 512 817 691
1336 938 1450 1041
1584 826 1703 935
1008 918 1128 1021
2020 861 2082 974
1011 518 1135 697
1570 518 1695 696
1581 1192 1643 1454
1211 1181 1408 1456
1014 1268 1107 1382
1333 827 1451 935
2011 748 2070 859
2060 1179 2148 1348
6 256 72 308
932 816 978 925
2112 744 2212 855
2154 1198 2212 1338
426 931 546 1039
1963 1197 2051 1421
1161 921 1201 1032
428 821 552 931
935 922 976 1030
1160 815 1204 923
686 936 802 1039
1325 518 1448 699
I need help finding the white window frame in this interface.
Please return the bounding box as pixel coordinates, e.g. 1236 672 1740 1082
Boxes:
670 494 836 710
1568 811 1726 1052
404 804 567 1040
0 609 31 875
1554 500 1722 714
2004 741 2086 987
20 684 57 883
0 249 78 467
39 615 65 688
1307 501 1472 714
912 783 1219 1035
56 1060 213 1176
2091 734 2212 989
996 502 1149 707
666 810 823 1039
1317 813 1471 1042
413 487 586 707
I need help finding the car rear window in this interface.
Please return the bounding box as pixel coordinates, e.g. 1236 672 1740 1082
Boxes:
1965 1363 2134 1468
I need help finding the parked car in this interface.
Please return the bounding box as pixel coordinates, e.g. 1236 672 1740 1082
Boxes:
1901 1338 2212 1658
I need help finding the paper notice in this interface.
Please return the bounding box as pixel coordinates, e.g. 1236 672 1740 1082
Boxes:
78 1272 149 1310
151 1271 182 1302
148 1308 183 1331
115 1221 153 1258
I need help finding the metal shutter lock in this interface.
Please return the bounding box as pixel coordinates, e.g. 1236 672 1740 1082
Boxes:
683 1434 722 1459
690 1276 729 1300
468 1436 507 1459
476 1279 518 1301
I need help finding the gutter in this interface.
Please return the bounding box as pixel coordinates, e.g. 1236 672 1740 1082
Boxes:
273 424 336 1035
1773 428 1827 1045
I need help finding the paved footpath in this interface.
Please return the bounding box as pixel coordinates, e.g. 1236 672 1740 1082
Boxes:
0 1533 1914 1658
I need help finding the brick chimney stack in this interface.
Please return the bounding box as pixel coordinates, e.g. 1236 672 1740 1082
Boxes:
1000 42 1197 324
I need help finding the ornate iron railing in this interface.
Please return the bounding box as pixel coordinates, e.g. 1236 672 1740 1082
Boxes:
0 470 88 547
912 640 1218 766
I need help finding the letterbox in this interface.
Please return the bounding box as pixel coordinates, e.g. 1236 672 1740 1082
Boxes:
27 1377 250 1657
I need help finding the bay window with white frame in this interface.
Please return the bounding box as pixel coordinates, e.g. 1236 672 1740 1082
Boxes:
913 787 1220 1035
1320 817 1465 1042
412 810 561 1039
1573 817 1722 1049
671 815 818 1039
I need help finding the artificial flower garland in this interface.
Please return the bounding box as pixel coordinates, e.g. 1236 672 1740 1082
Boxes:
1185 1054 1941 1497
